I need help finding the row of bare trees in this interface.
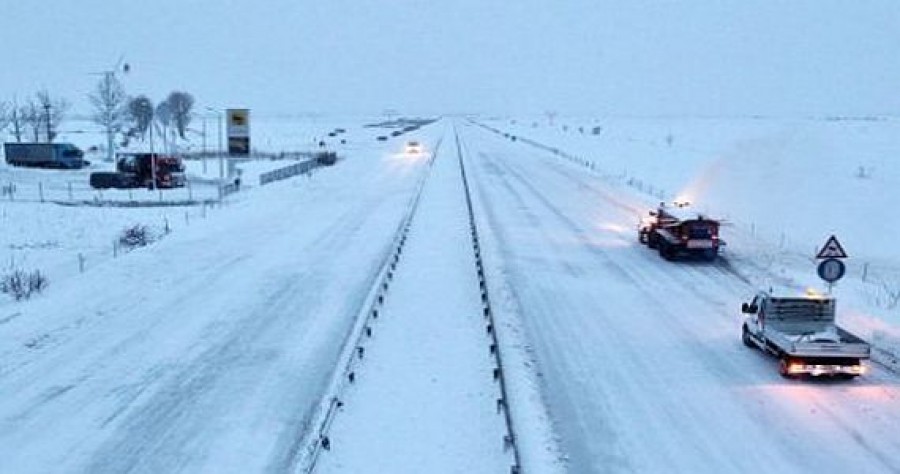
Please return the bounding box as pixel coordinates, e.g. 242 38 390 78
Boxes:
86 74 195 160
0 91 69 143
125 92 195 141
1 78 195 161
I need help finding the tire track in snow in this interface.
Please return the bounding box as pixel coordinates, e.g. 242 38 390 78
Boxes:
82 189 407 474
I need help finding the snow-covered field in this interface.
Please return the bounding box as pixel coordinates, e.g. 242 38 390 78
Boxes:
3 116 900 473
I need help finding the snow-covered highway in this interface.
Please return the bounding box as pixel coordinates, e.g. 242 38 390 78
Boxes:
4 118 900 474
0 126 441 473
460 122 900 473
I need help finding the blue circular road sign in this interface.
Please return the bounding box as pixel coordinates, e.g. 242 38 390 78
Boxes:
817 258 846 283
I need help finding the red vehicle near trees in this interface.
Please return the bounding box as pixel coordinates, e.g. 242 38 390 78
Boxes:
90 153 186 190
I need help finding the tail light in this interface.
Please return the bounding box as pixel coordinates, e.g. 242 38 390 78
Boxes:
788 362 806 374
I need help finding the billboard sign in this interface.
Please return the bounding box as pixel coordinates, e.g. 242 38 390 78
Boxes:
226 108 250 155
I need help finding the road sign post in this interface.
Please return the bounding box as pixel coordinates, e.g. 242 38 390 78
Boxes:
815 235 848 293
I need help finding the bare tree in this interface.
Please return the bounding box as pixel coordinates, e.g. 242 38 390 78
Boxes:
8 100 25 143
155 100 173 152
0 100 9 137
127 95 154 141
34 90 69 142
166 91 194 139
21 100 43 142
89 74 127 161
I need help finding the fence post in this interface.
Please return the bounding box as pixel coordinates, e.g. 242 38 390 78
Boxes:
68 182 73 201
38 182 44 203
78 253 85 273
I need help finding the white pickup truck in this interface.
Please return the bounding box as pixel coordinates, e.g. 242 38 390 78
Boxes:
741 291 870 378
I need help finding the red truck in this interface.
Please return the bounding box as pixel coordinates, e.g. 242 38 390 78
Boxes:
638 202 723 261
90 153 186 190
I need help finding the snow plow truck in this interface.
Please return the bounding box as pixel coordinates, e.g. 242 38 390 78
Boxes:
638 202 723 261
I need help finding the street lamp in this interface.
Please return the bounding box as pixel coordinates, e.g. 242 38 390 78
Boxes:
205 106 224 180
91 57 130 163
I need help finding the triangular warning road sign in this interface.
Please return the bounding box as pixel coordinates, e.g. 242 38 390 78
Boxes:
816 235 848 259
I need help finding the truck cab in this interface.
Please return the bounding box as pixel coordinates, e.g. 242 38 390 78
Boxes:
116 153 186 189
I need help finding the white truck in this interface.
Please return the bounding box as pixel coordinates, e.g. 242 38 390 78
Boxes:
741 291 870 378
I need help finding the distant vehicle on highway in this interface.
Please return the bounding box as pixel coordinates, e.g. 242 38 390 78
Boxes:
376 136 388 141
405 141 422 154
4 142 87 169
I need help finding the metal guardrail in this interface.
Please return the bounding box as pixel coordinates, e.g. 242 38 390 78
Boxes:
259 159 318 186
454 127 523 474
300 139 440 473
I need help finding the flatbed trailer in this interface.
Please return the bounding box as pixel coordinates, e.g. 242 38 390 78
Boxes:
741 291 869 377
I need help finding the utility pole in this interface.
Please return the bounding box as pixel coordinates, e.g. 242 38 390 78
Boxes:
104 71 115 161
206 106 224 180
149 121 157 190
202 117 208 173
91 57 130 162
43 103 52 142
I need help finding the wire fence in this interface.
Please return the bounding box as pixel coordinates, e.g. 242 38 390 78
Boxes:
0 178 222 206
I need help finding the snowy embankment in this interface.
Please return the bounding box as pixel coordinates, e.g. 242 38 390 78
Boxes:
0 118 403 302
0 120 442 473
483 116 900 365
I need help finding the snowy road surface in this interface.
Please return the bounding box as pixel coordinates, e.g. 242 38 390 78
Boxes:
0 128 441 473
4 118 900 474
460 123 900 473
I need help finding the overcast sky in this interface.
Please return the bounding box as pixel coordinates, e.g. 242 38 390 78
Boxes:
2 0 899 118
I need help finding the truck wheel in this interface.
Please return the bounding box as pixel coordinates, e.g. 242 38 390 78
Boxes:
639 231 647 244
741 325 754 348
659 243 674 261
648 233 658 250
